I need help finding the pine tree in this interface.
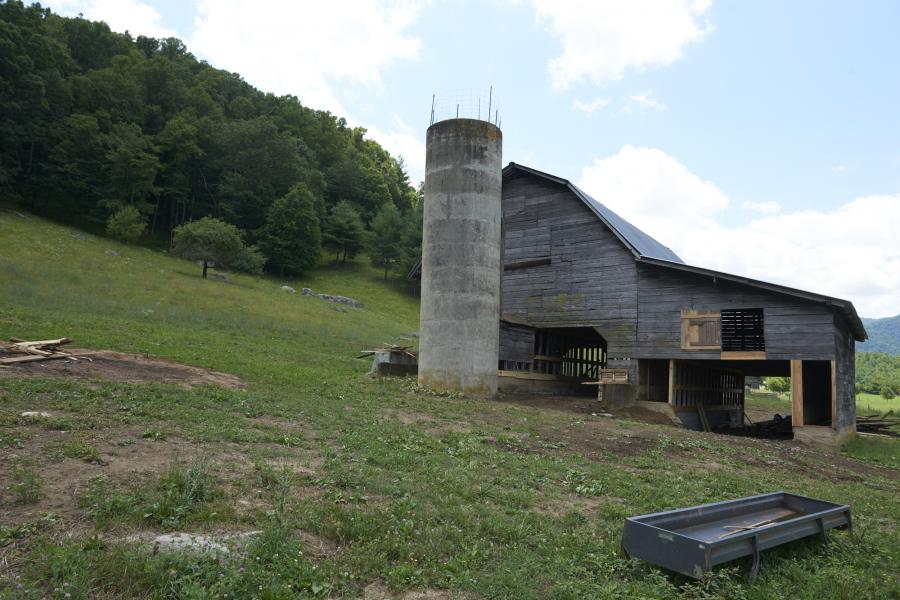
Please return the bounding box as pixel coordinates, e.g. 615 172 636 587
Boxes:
367 202 404 280
322 201 365 263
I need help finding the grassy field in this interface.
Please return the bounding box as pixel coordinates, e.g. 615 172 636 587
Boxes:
857 392 899 415
1 209 898 599
745 390 898 417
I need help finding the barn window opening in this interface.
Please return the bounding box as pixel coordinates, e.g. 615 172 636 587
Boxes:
681 311 721 351
721 308 765 352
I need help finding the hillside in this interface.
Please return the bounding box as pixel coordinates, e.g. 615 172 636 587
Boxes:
0 1 420 279
860 315 900 355
0 210 898 599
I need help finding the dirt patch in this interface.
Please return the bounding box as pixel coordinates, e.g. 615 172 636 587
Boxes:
380 408 471 435
360 582 468 600
263 455 322 476
614 405 678 425
0 349 243 389
295 529 341 558
493 392 601 416
0 425 205 527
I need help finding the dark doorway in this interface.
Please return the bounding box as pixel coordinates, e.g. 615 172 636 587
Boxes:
801 360 833 426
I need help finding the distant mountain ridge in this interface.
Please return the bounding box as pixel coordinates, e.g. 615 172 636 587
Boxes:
859 314 900 354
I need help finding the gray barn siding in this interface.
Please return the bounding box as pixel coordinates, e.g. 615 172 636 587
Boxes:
833 316 856 430
500 175 638 357
499 322 534 365
636 264 838 361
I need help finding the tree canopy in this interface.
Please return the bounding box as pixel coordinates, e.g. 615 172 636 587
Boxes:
322 201 366 263
257 184 321 276
171 216 245 278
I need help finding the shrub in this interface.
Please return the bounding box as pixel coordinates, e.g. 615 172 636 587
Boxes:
10 459 43 504
106 206 145 242
230 244 265 275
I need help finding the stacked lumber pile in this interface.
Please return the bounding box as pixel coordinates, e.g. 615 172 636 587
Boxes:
0 338 77 365
357 344 418 377
356 344 417 360
857 414 900 439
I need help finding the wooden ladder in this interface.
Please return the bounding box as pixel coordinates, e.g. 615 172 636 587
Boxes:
696 403 711 432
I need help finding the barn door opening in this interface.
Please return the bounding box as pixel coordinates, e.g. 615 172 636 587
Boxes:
531 327 607 378
791 360 833 427
791 360 834 427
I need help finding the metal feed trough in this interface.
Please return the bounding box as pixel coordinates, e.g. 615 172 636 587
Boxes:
622 492 851 581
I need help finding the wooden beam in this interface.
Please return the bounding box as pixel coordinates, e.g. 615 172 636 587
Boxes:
503 258 552 271
831 359 837 428
668 360 675 405
720 351 767 360
791 360 804 427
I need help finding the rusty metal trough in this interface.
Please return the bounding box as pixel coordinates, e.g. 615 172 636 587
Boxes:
621 492 851 581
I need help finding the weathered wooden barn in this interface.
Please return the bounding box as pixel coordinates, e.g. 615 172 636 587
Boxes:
496 163 866 443
410 161 867 442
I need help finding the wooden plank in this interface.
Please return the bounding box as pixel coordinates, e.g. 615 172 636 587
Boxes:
720 351 767 360
680 310 721 318
497 370 586 382
791 360 804 427
533 354 563 363
672 404 744 413
0 353 70 365
9 338 72 348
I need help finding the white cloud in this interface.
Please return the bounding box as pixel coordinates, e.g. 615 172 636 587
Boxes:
622 91 667 114
741 200 781 214
579 145 729 223
188 0 424 117
531 0 714 89
578 145 900 318
573 97 612 118
831 164 848 173
365 116 426 184
48 0 177 38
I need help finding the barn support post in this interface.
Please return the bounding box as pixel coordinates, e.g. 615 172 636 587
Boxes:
791 360 804 427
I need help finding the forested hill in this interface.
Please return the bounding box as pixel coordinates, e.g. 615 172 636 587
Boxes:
0 2 420 275
859 315 900 355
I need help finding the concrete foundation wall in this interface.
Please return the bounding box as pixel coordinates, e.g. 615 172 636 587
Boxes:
418 119 502 395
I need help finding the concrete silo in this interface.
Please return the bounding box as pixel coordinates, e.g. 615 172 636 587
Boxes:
418 118 503 395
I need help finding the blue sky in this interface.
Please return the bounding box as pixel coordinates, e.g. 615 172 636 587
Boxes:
47 0 900 318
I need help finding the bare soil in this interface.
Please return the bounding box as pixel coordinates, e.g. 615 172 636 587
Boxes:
0 349 243 389
487 393 900 484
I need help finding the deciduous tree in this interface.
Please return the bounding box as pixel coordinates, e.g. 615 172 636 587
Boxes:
172 217 244 278
257 183 321 275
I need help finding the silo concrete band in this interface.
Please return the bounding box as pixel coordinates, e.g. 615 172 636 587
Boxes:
418 118 502 395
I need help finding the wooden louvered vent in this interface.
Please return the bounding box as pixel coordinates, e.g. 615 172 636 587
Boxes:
721 308 765 351
681 311 721 351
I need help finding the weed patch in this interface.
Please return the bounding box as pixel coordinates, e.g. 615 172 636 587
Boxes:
8 458 43 504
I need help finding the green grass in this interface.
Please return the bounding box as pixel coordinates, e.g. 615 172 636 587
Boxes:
747 390 899 417
1 209 898 599
857 392 899 416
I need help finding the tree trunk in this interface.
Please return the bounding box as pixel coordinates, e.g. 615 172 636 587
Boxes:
383 262 388 280
202 260 208 278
